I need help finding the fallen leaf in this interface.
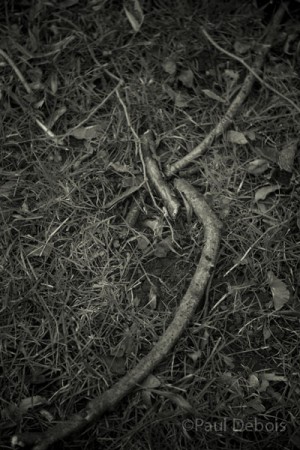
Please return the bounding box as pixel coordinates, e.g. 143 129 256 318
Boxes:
262 372 287 383
108 162 133 174
245 158 270 175
278 140 298 172
124 0 144 32
246 397 265 413
136 235 150 251
101 355 126 375
254 185 279 203
141 374 161 389
234 40 251 54
187 350 202 362
202 89 226 103
248 374 260 389
69 125 100 140
226 130 248 145
143 217 163 238
162 58 177 75
267 271 290 311
178 69 194 88
19 396 48 413
147 284 158 310
174 91 192 108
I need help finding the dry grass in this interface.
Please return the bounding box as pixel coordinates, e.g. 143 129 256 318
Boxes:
1 0 300 449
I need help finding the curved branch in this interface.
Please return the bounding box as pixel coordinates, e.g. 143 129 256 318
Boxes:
14 180 222 450
165 2 287 177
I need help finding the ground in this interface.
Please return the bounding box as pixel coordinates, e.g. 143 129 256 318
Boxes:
1 0 300 449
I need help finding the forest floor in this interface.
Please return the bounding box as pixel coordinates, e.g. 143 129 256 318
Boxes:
1 1 300 449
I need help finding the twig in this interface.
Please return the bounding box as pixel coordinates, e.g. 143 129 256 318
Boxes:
201 27 300 115
141 130 180 219
14 180 222 450
165 2 288 177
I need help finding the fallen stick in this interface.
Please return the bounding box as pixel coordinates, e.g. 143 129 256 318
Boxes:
165 2 287 177
141 130 180 219
14 180 222 450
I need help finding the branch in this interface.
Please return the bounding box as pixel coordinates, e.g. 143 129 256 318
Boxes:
14 180 222 450
165 2 288 177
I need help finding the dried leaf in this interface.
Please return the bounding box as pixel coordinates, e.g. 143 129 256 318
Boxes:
162 58 177 75
49 72 58 95
101 355 126 375
267 271 290 310
143 217 163 238
169 394 194 413
124 0 144 33
262 372 287 382
187 350 202 362
234 40 251 54
148 284 158 310
254 185 279 203
221 354 235 369
278 140 298 172
109 162 133 174
136 235 150 251
263 325 272 341
226 130 248 145
69 125 100 140
245 158 270 175
246 397 265 413
248 374 260 389
202 89 226 103
245 130 256 141
19 396 48 413
141 374 161 389
174 91 192 108
178 69 194 88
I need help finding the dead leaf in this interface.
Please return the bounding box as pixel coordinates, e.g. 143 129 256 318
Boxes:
246 397 265 413
248 374 260 389
234 40 251 54
69 125 100 140
136 235 150 251
174 91 192 108
267 271 290 311
202 89 226 103
108 162 133 174
245 130 256 141
0 180 17 197
148 284 158 310
178 69 194 88
254 185 279 203
262 372 287 383
263 325 272 341
153 235 176 258
187 350 202 362
101 355 126 375
245 159 270 175
221 354 235 369
278 140 298 172
19 396 48 413
162 58 177 75
141 374 161 389
143 217 163 238
49 72 58 95
226 130 248 145
124 0 144 33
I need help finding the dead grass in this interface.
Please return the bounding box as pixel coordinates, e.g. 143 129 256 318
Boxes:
1 0 300 449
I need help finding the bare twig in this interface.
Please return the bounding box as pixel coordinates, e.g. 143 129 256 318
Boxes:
14 180 222 450
141 130 180 219
165 2 288 177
